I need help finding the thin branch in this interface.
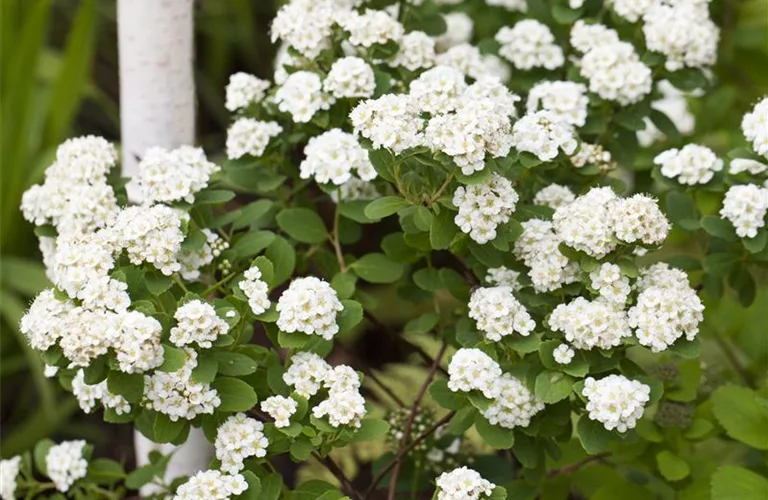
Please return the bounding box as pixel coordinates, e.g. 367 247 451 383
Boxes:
547 452 610 477
427 173 454 206
313 452 363 500
364 410 456 499
387 342 448 500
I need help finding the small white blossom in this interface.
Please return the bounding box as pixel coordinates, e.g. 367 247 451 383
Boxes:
527 81 589 127
571 143 615 171
434 12 473 51
136 146 220 204
312 388 367 428
215 413 269 474
512 110 578 162
495 20 564 71
514 219 579 293
225 72 270 111
553 344 575 365
482 373 544 429
0 457 21 500
239 267 270 315
350 94 424 153
742 97 768 158
469 286 535 341
485 267 521 289
270 0 337 58
330 178 381 203
275 71 333 123
730 158 768 175
638 81 696 147
283 351 331 398
549 297 632 350
589 263 631 305
390 30 435 71
719 184 768 238
553 187 618 258
447 348 502 399
583 375 650 432
20 289 75 351
170 300 229 348
435 467 495 500
260 396 298 428
486 0 526 11
276 277 343 340
654 144 723 185
643 1 719 71
409 66 467 115
46 440 88 492
534 184 575 209
610 194 670 246
452 174 518 243
226 118 283 160
300 129 376 185
173 470 247 500
72 369 131 415
338 9 404 48
324 56 375 98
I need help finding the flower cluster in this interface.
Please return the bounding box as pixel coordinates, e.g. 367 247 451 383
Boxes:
570 143 615 171
742 97 768 158
214 413 269 474
144 348 221 420
495 20 564 70
512 110 578 162
46 440 88 492
312 365 367 428
589 263 631 305
270 0 336 58
238 267 271 315
260 396 298 428
482 373 544 429
0 456 21 500
338 8 404 48
225 72 270 111
179 229 226 281
276 277 343 340
283 351 331 398
170 300 230 348
350 94 423 153
549 297 632 350
452 174 518 243
654 144 723 185
435 467 495 500
331 178 381 202
300 129 377 185
324 56 376 99
135 145 220 204
226 118 283 160
72 369 131 415
583 375 651 432
172 470 247 500
642 1 719 71
571 22 652 105
553 344 575 365
720 184 768 238
628 263 705 352
527 81 589 127
468 286 535 341
447 348 502 399
274 71 333 123
514 219 579 293
534 184 575 209
485 267 521 289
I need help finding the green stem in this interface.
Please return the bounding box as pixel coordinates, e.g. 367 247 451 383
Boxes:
172 275 190 294
202 273 236 297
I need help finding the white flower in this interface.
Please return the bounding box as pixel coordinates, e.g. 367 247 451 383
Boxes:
447 348 502 399
742 97 768 158
610 194 670 246
533 184 575 209
606 0 653 22
583 375 650 432
324 56 375 99
571 143 615 171
435 44 510 82
239 267 270 315
643 1 719 71
20 289 74 351
527 81 589 127
495 20 564 70
589 263 631 305
654 145 723 185
0 456 21 500
136 145 220 204
270 0 337 58
553 344 575 365
338 9 404 48
215 413 269 474
226 118 283 160
350 94 424 153
275 71 333 123
434 13 473 51
482 373 544 429
330 178 381 203
629 263 705 352
225 72 270 111
178 229 225 281
170 300 230 348
485 267 521 289
390 31 435 71
720 184 768 238
553 187 618 258
58 307 122 367
72 369 131 415
452 174 518 243
114 310 164 373
144 348 221 420
283 351 331 398
312 388 367 428
409 66 467 115
514 219 579 293
435 467 495 500
512 110 578 162
486 0 527 12
570 20 619 53
260 396 298 428
549 297 632 350
730 158 768 175
276 277 343 340
300 129 376 185
173 470 248 500
46 440 88 492
469 286 535 341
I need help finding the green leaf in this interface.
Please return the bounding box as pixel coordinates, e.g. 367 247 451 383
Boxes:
448 406 477 435
711 466 768 500
488 486 508 500
211 377 258 412
289 438 314 461
430 209 458 250
233 230 276 258
258 473 283 500
665 191 699 230
181 227 207 252
650 109 682 143
743 231 767 253
214 351 258 376
34 438 55 475
265 236 296 286
656 451 690 481
475 416 515 449
711 385 768 450
237 470 262 500
413 206 433 232
158 344 187 372
413 268 443 291
86 458 125 486
404 312 439 334
468 242 503 267
535 371 574 404
331 272 357 300
196 189 236 205
349 418 390 443
152 413 186 443
429 379 466 410
277 208 327 244
145 272 173 296
702 252 740 277
190 352 218 383
232 199 274 230
351 253 404 283
364 196 408 219
251 255 274 287
107 371 144 403
577 416 615 454
701 215 738 241
125 464 159 489
337 299 363 333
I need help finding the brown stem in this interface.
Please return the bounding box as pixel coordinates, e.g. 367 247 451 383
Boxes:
364 410 456 499
386 341 448 500
427 173 454 206
313 451 362 500
547 452 610 477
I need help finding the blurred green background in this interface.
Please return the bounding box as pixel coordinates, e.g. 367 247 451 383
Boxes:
0 0 766 464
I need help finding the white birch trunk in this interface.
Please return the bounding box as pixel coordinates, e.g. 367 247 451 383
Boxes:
117 0 213 489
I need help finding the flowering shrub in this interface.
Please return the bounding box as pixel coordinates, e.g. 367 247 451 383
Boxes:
9 0 768 499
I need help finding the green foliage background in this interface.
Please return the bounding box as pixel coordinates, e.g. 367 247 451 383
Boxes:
0 0 766 497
